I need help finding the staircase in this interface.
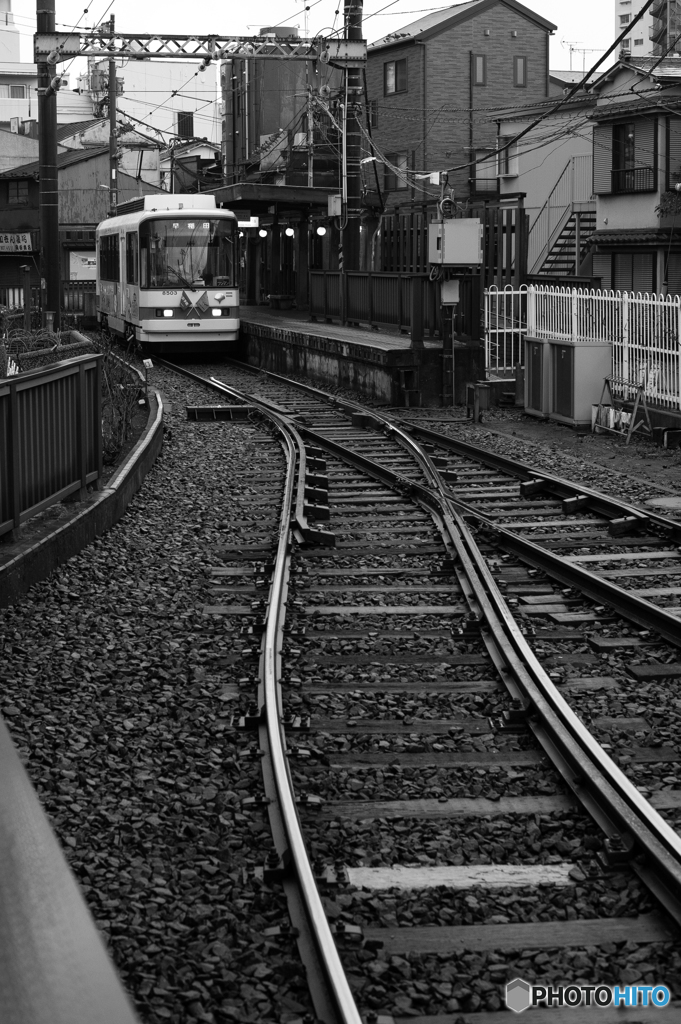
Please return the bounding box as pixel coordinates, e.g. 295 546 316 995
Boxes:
538 206 597 276
527 155 596 278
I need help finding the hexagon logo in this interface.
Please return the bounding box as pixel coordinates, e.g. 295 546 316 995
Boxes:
506 978 532 1014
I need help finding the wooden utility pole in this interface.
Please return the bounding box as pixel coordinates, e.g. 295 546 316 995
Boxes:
108 16 118 216
344 0 363 271
37 0 60 328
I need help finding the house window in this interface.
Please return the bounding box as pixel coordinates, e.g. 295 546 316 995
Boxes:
472 54 487 86
10 85 26 98
498 137 518 176
619 13 631 25
126 231 138 285
385 152 408 190
612 120 656 193
667 116 681 189
368 99 378 128
8 181 29 205
384 59 407 95
634 38 644 46
621 38 631 50
99 233 120 282
473 150 498 193
177 111 194 138
514 56 527 88
613 252 655 294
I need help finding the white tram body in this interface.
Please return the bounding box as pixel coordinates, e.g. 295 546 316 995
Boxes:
96 194 239 352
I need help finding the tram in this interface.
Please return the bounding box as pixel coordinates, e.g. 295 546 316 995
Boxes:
96 194 239 353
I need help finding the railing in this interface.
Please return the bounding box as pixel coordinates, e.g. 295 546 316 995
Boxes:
485 284 681 409
0 286 41 311
612 166 656 194
527 155 593 274
309 271 441 338
485 284 527 377
0 354 103 539
62 280 96 313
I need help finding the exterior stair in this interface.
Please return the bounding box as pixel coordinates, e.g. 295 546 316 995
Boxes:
538 205 597 277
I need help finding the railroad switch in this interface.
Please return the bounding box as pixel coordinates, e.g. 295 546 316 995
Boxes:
600 832 636 866
562 494 589 514
440 469 458 482
304 486 328 504
608 515 647 537
303 501 330 520
431 455 448 468
306 457 327 473
520 478 547 497
305 472 328 489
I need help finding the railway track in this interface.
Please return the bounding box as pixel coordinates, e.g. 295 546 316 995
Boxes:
159 359 681 1022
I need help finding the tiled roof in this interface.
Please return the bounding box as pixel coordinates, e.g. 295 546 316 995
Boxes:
57 119 106 142
0 146 109 179
369 0 556 51
589 229 676 246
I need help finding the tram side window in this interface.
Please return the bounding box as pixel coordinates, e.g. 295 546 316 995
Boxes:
126 231 139 285
99 234 120 281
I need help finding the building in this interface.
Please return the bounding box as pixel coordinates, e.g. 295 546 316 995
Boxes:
221 26 342 188
159 139 221 193
0 147 164 298
497 88 597 277
76 58 221 146
586 54 681 294
365 0 557 204
617 0 655 56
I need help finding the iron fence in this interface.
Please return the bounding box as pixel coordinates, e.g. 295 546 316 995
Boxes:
0 354 103 538
485 284 681 409
309 271 441 338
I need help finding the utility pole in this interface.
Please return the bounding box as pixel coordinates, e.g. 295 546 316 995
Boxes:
344 0 363 271
37 0 60 329
108 16 118 216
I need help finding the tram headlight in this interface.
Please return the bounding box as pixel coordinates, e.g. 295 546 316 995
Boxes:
212 308 222 317
156 309 174 318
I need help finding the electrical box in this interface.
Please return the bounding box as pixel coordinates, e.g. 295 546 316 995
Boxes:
441 279 461 305
524 337 550 418
548 339 612 428
328 194 342 217
428 220 483 265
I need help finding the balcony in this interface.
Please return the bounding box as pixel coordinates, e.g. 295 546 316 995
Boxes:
611 166 656 194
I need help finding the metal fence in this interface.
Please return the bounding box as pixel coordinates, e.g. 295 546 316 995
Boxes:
62 280 97 313
0 354 102 538
309 270 441 337
485 284 681 409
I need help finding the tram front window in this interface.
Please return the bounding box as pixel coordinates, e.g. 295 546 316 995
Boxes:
139 218 235 289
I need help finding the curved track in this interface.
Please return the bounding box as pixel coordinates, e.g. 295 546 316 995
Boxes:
161 359 681 1022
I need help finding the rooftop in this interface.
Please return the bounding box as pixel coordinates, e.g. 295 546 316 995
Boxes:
369 0 556 52
0 146 109 179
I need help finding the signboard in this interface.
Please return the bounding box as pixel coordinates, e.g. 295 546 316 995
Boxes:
238 216 260 229
0 233 33 253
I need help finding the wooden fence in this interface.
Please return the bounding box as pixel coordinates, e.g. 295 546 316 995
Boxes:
0 354 102 539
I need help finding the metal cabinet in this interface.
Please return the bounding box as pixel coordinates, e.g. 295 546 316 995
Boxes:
524 337 550 417
549 340 612 428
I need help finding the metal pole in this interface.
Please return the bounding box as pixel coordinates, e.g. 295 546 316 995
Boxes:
344 0 363 272
108 18 118 217
37 0 60 329
21 264 31 333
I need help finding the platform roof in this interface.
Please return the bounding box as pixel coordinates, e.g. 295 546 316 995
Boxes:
211 182 335 214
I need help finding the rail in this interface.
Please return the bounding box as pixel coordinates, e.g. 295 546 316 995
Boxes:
309 270 440 340
0 354 103 540
158 360 360 1024
235 366 681 923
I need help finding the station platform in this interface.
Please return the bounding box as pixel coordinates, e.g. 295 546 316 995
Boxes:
239 306 457 407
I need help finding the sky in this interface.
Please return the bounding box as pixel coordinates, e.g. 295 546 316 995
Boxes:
10 0 617 72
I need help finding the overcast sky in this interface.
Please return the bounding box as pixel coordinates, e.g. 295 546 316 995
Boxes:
12 0 617 71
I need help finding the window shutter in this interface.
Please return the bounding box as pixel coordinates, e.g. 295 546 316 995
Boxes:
593 124 613 194
592 253 612 291
635 117 656 171
632 252 654 295
668 117 681 189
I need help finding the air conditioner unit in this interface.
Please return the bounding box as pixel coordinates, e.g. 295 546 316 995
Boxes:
293 131 309 148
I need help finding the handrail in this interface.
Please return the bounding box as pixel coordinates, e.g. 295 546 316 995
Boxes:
527 155 593 274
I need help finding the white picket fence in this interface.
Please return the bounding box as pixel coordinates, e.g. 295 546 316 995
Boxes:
485 284 681 409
